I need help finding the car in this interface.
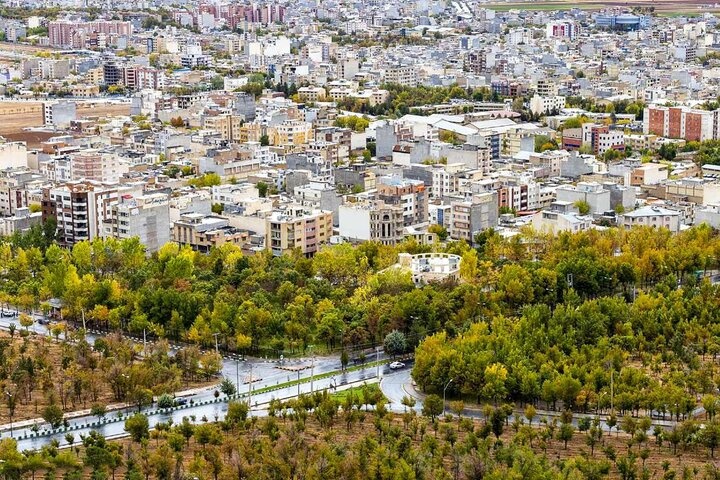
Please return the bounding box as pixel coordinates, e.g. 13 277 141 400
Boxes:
389 361 405 370
174 398 188 406
0 310 17 318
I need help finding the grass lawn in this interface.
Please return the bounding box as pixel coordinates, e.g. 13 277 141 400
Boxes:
332 383 385 404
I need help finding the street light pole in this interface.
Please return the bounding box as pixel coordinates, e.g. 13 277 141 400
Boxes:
248 363 253 407
212 333 220 354
5 392 12 438
443 379 454 417
235 358 240 393
376 346 381 379
310 355 315 393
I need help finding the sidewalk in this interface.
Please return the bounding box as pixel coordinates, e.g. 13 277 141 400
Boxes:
0 384 219 433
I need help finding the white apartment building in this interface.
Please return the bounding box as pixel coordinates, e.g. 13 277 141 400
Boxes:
529 95 566 115
338 200 404 245
0 141 28 169
103 193 170 253
621 205 681 232
556 182 611 214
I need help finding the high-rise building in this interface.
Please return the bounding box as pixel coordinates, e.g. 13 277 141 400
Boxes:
42 181 118 247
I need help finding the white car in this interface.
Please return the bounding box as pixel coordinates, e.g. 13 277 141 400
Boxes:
389 361 405 370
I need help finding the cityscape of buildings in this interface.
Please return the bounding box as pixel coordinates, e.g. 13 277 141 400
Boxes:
0 1 719 263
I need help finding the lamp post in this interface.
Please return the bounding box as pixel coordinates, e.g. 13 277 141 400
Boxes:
443 378 454 417
212 333 220 354
5 392 12 438
310 355 316 393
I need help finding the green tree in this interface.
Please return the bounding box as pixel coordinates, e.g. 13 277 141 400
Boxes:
558 422 575 449
422 394 444 421
124 413 150 443
220 378 237 397
43 404 64 429
574 200 591 215
384 330 407 357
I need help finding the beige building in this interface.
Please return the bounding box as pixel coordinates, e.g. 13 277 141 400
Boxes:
297 87 326 102
203 114 244 142
271 120 313 148
266 205 333 257
631 163 668 186
665 178 720 205
172 212 250 253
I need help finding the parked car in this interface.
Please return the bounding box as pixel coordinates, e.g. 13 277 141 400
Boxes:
389 361 405 370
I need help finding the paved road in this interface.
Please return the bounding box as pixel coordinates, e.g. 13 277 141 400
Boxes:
11 363 400 451
0 308 389 396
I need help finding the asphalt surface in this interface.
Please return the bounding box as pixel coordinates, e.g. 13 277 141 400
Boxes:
12 364 401 451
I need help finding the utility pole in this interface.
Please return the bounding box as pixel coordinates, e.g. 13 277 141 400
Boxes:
610 370 614 413
310 356 315 393
6 392 13 438
143 328 146 356
248 363 253 407
235 358 240 393
376 346 381 380
443 379 454 417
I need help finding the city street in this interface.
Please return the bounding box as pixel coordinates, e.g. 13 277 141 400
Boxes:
10 362 401 450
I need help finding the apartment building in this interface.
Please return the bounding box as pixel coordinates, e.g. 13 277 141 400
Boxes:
42 181 118 246
0 169 43 216
384 66 418 87
665 178 720 205
0 140 28 170
376 176 428 226
643 105 717 142
294 181 343 224
43 101 76 128
48 20 132 48
0 208 41 237
532 202 593 234
631 163 669 186
104 193 170 253
582 124 625 156
529 95 566 115
556 182 611 214
266 206 333 257
271 120 314 148
203 114 244 142
70 150 127 184
338 200 404 245
448 192 499 243
621 205 681 232
173 212 250 253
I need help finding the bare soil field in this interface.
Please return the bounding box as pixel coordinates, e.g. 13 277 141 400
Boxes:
0 102 130 147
